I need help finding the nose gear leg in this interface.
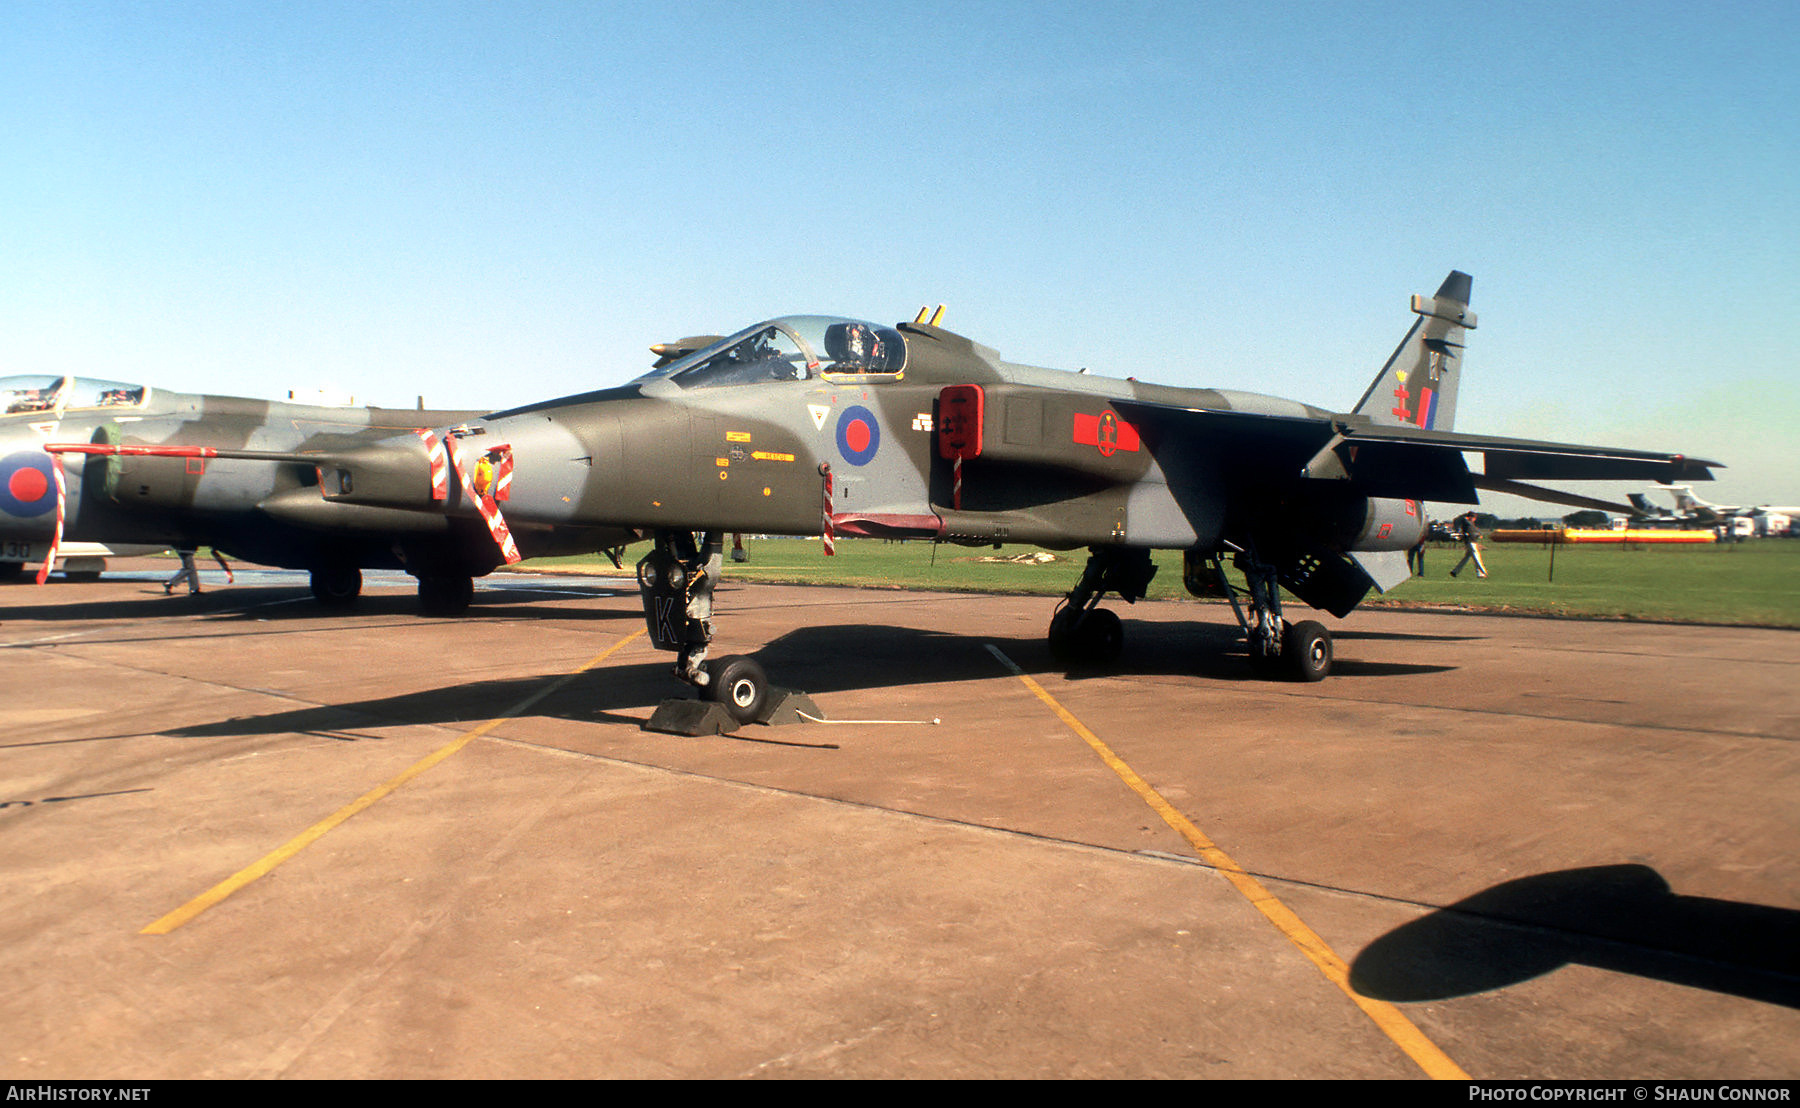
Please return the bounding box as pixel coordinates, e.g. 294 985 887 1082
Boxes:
637 529 820 734
637 529 722 686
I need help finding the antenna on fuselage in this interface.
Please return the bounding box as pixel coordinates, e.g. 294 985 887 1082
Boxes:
912 304 946 327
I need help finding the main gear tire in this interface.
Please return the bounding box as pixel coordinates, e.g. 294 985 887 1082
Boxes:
418 574 474 616
310 565 362 609
1048 607 1124 667
1282 620 1332 682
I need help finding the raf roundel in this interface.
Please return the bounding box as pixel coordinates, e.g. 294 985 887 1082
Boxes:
835 405 880 467
0 452 57 518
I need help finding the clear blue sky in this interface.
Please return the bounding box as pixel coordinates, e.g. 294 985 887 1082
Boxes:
3 1 1795 511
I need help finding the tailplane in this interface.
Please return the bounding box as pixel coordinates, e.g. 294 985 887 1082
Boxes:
1666 486 1702 513
1351 271 1476 432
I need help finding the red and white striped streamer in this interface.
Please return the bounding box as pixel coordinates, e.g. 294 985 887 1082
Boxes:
952 455 963 511
34 451 67 586
416 429 449 500
493 448 513 502
444 435 521 565
821 467 835 556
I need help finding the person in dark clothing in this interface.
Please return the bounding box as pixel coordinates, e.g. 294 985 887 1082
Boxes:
1450 512 1487 578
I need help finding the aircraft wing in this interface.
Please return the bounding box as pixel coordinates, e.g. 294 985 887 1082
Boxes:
1333 421 1722 482
1108 399 1722 507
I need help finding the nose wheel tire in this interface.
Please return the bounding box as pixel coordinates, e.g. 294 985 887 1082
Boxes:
704 655 769 724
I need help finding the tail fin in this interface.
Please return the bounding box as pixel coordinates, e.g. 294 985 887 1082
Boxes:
1351 271 1476 432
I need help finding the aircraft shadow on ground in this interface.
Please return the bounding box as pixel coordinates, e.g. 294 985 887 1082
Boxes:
2 583 1473 668
164 618 1463 742
1349 864 1800 1009
1331 629 1484 644
0 583 642 624
0 585 290 622
1116 620 1459 680
165 627 1053 740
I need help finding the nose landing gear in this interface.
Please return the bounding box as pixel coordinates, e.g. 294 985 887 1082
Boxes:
637 529 816 734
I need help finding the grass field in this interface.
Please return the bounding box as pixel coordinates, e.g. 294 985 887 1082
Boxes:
523 537 1800 628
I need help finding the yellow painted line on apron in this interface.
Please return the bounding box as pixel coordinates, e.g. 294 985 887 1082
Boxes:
985 645 1468 1081
142 629 647 935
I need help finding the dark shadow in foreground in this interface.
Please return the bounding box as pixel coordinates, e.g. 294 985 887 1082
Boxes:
1350 864 1800 1009
146 613 1467 744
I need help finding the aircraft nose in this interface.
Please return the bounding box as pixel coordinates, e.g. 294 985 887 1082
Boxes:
0 450 59 520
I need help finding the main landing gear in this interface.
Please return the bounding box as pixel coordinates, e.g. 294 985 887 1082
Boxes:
1046 546 1333 681
1198 549 1332 682
309 561 476 616
636 529 810 733
417 573 474 616
1047 546 1157 667
309 564 362 609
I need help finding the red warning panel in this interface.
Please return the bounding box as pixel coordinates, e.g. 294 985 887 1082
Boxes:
937 384 984 460
1072 409 1140 457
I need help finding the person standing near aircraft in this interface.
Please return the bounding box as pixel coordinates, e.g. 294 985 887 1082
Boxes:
1450 512 1487 578
165 547 200 594
164 546 234 594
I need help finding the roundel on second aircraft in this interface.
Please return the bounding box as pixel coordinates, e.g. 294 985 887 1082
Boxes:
835 405 880 467
0 452 56 518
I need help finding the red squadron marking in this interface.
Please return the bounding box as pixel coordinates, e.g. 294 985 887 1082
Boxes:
1072 410 1141 457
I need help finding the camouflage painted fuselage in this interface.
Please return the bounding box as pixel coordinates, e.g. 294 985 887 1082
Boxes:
0 378 622 576
463 318 1399 563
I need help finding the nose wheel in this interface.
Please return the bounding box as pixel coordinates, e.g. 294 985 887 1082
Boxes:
704 655 770 724
637 530 818 735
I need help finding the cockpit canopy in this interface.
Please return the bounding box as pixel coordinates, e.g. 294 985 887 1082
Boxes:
0 375 147 416
640 316 906 390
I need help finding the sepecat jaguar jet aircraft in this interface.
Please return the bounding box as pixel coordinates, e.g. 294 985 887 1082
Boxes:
2 376 636 609
42 272 1719 718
